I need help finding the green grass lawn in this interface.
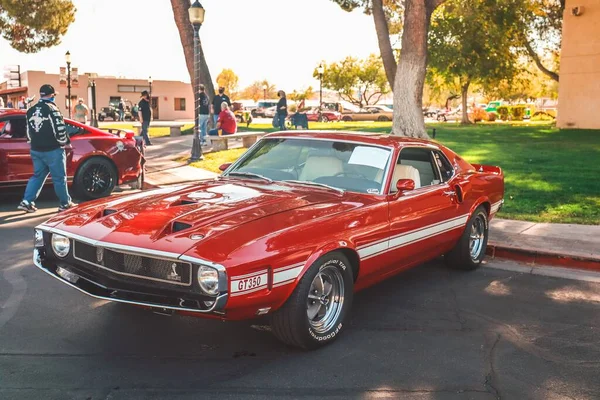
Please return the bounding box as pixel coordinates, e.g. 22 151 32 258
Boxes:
185 121 600 224
100 123 195 138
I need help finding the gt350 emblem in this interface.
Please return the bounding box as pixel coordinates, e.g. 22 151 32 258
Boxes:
167 263 181 282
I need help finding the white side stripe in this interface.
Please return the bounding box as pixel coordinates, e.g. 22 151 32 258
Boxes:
273 265 304 284
358 214 469 261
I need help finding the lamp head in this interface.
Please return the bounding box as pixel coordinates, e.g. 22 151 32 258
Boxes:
189 0 205 25
65 51 71 64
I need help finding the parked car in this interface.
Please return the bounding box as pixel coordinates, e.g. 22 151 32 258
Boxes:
264 105 277 118
98 105 132 121
342 105 393 122
32 131 504 349
0 109 145 200
304 107 342 122
252 100 279 118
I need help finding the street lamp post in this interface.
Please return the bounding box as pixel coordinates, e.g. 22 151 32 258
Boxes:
263 83 267 101
189 0 205 162
317 63 324 109
65 51 72 118
89 73 98 127
148 76 153 120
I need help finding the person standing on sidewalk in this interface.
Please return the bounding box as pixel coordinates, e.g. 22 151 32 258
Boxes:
118 99 125 121
18 84 75 213
138 90 153 146
198 84 210 146
73 98 89 124
211 87 231 126
276 90 288 131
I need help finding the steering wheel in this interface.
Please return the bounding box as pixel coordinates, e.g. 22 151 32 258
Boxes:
333 171 368 179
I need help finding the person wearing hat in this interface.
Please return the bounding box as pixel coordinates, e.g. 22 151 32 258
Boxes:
18 84 75 213
211 86 231 126
137 90 152 146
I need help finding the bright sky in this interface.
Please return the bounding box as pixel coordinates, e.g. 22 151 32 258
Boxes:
1 0 381 92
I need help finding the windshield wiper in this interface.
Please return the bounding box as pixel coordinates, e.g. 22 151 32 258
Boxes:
227 171 273 183
282 180 345 194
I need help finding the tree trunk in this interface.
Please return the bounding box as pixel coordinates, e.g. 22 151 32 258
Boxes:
460 80 471 124
170 0 215 101
392 0 436 138
372 0 397 88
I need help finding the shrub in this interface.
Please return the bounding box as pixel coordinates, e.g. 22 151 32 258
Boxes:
497 106 510 121
487 112 497 122
288 103 298 113
472 107 488 123
531 111 556 121
510 105 526 121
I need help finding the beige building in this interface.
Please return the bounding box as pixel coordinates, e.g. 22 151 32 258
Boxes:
0 70 194 121
557 0 600 129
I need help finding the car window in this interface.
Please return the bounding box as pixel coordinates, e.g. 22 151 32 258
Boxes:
229 138 392 194
0 118 27 139
433 151 454 182
66 122 85 137
389 147 440 192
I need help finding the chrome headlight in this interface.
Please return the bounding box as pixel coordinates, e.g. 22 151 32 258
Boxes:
34 229 44 247
51 234 70 258
197 265 219 295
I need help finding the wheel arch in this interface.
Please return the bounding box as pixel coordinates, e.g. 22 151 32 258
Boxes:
74 153 119 180
301 242 361 283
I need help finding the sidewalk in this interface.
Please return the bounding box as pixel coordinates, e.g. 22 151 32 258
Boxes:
142 134 243 186
488 218 600 271
139 135 600 273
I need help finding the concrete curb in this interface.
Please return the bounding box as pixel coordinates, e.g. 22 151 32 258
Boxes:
483 259 600 283
486 243 600 273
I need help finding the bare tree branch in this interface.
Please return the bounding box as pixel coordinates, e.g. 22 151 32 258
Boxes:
372 0 397 87
523 38 559 82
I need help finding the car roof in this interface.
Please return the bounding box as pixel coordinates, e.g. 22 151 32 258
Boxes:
263 130 443 150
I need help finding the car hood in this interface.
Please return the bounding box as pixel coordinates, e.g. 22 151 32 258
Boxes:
41 180 357 255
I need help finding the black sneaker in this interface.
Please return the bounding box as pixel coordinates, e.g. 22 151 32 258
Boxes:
58 202 77 212
18 200 37 213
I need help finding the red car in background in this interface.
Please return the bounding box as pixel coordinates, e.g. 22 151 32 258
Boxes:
0 109 145 200
304 107 342 122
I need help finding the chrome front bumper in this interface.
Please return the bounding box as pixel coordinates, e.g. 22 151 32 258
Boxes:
33 248 228 315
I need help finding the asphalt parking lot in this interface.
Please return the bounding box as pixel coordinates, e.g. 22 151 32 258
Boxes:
0 189 599 400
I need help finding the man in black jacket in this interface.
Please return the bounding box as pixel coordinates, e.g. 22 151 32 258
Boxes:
18 84 75 213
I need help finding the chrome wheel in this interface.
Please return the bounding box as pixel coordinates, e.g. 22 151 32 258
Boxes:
306 265 345 334
469 214 485 261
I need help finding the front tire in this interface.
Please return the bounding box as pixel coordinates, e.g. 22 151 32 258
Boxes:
74 157 118 200
270 252 354 349
445 206 489 270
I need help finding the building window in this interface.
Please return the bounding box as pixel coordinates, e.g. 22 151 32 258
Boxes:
174 98 186 111
118 85 151 93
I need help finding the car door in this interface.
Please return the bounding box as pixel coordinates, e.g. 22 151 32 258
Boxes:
384 147 465 271
0 116 33 183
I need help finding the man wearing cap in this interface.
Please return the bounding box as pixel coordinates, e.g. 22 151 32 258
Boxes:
211 87 231 126
18 84 75 213
138 90 152 146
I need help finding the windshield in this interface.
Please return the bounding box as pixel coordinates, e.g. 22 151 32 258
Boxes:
225 138 392 194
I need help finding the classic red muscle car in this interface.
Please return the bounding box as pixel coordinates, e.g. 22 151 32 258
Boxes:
32 131 503 349
304 108 342 122
0 109 145 200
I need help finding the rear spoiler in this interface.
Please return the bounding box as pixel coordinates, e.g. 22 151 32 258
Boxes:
100 128 136 139
470 163 502 176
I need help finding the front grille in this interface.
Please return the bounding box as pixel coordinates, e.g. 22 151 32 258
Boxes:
73 241 192 286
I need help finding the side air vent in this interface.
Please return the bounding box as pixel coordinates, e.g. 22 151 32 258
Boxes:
172 221 192 232
103 209 118 216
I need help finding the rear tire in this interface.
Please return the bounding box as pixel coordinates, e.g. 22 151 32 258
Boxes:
377 116 389 122
74 157 118 200
270 252 354 349
342 116 352 122
445 206 489 270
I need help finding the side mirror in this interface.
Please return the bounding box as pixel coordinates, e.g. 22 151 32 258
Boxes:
219 162 232 172
395 179 415 193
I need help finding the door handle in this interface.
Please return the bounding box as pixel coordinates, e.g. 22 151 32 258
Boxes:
443 190 456 197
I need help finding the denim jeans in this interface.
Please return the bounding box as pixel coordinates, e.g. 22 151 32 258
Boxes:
278 113 287 130
199 114 209 142
140 120 151 145
119 110 125 121
23 148 71 206
209 128 234 136
212 114 219 126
